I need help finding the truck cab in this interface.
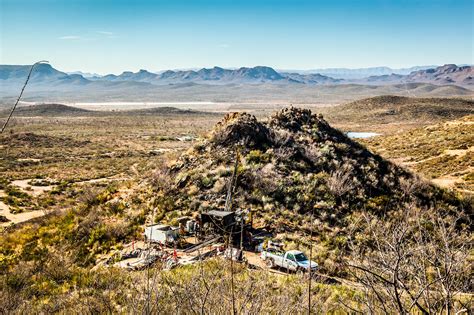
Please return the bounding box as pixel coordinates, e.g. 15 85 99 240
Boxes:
261 249 318 273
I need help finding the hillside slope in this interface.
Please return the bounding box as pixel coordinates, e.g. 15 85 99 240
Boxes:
158 108 467 234
0 104 92 116
362 115 474 194
322 95 474 132
0 107 471 313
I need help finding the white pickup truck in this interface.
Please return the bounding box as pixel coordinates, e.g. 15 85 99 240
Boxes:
261 249 318 273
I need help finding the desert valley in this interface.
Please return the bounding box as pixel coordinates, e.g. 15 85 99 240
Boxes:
0 61 473 313
1 0 473 312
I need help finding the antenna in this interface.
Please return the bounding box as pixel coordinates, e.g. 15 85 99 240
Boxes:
1 60 49 133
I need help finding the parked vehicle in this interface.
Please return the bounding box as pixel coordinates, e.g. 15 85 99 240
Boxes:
261 249 318 273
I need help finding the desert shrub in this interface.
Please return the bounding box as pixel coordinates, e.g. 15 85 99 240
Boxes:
27 178 59 186
193 142 206 152
246 149 271 164
4 265 33 292
4 185 29 199
199 175 215 189
1 186 32 210
78 187 101 205
156 135 174 141
0 177 10 189
365 195 391 212
49 182 69 195
106 199 126 216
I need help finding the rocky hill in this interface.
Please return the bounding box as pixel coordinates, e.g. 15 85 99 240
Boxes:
156 107 467 233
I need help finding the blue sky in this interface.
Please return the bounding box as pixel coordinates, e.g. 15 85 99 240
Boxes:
0 0 472 74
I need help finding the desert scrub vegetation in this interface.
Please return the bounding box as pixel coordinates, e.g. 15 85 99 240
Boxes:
152 108 472 277
0 180 85 215
1 185 33 213
0 112 218 183
362 114 474 193
414 151 473 178
1 107 472 313
0 181 144 268
0 180 153 311
347 206 473 313
363 115 473 161
1 256 362 313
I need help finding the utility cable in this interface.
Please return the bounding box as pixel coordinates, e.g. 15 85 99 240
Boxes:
1 60 48 133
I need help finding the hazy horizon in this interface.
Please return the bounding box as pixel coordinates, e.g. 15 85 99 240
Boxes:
2 63 471 77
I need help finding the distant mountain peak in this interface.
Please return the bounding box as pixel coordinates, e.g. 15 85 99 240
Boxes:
406 64 473 86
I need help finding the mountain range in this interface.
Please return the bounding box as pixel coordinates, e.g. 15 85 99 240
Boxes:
1 64 472 87
90 66 343 85
364 64 474 86
0 64 472 104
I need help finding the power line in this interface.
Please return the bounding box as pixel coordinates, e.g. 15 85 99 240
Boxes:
1 60 48 134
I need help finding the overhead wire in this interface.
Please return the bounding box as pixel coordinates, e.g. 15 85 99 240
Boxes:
1 60 49 134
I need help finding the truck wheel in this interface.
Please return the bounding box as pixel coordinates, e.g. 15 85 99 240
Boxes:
296 268 305 276
266 259 274 269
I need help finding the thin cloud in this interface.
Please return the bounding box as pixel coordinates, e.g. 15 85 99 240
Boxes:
218 43 230 48
58 35 81 40
97 31 113 36
97 31 118 38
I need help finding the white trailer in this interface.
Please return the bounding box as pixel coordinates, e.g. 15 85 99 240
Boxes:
144 224 179 245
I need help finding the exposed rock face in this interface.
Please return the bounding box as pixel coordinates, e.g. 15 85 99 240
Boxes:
270 107 314 131
210 112 271 148
210 108 344 149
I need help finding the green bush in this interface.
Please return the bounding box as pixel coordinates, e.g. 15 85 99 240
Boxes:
0 177 10 189
246 150 271 164
200 175 215 188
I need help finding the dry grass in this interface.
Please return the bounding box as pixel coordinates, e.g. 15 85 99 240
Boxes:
0 100 472 313
362 115 474 193
0 113 220 182
321 95 474 133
